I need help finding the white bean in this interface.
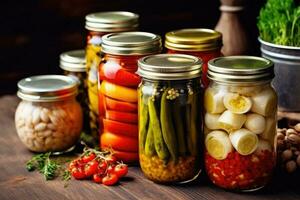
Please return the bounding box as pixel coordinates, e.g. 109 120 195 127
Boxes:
40 108 50 123
32 108 41 125
47 123 56 131
34 122 47 132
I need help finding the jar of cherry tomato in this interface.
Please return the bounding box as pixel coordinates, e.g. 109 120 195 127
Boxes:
99 32 162 163
204 56 277 191
165 28 222 88
85 11 139 145
137 54 203 184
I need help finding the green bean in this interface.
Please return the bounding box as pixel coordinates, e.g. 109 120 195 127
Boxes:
172 102 187 156
138 89 149 152
160 89 178 163
145 127 155 156
148 97 169 160
186 93 198 156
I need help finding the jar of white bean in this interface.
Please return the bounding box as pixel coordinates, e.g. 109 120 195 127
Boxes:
15 75 83 153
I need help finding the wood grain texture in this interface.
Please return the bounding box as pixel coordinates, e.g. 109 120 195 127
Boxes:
0 95 299 200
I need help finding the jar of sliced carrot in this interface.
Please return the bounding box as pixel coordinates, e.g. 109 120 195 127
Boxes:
85 11 139 146
165 28 222 88
137 54 203 184
204 56 277 191
99 32 162 163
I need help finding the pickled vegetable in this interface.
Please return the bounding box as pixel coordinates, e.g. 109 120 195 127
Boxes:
204 84 277 190
139 80 202 183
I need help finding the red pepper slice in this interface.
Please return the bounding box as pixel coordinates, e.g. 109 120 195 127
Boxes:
100 132 138 152
103 118 138 138
105 96 137 113
106 110 138 124
110 150 139 163
99 61 141 87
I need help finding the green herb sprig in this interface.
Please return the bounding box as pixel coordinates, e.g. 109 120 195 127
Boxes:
257 0 300 47
26 152 59 180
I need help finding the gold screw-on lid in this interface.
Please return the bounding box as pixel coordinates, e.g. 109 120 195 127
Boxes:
60 50 86 72
85 11 139 32
208 56 274 84
137 54 202 80
101 32 162 55
165 28 222 52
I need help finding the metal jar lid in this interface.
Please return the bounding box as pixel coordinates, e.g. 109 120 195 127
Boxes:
60 50 86 72
208 56 274 84
85 11 139 32
165 28 222 52
101 32 162 55
17 75 78 102
137 54 202 80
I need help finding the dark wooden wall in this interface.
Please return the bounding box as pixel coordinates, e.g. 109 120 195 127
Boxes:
0 0 265 95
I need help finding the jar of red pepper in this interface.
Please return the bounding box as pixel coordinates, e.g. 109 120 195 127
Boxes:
99 32 162 163
85 11 139 146
204 56 277 191
165 28 222 88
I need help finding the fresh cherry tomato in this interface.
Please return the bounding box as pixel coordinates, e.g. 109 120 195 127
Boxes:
102 173 119 186
71 167 85 180
107 165 115 174
114 164 128 178
105 155 117 165
98 161 107 173
84 160 99 177
82 153 96 163
93 174 103 184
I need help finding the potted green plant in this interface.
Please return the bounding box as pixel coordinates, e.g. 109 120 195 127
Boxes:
257 0 300 111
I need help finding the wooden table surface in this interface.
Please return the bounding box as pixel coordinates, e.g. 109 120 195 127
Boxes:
1 95 300 200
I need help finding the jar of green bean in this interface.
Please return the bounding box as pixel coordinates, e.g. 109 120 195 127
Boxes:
137 54 203 184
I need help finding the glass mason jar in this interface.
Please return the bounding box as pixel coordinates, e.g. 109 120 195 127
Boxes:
15 75 83 153
137 54 203 184
59 50 94 146
165 28 222 88
99 32 162 163
204 56 277 191
85 11 139 144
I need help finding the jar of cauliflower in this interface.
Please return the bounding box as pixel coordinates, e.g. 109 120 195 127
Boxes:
15 75 83 153
204 56 277 191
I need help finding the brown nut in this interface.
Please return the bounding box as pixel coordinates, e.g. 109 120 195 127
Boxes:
294 123 300 132
276 132 285 140
286 128 297 136
281 149 293 161
294 151 300 156
286 160 297 173
287 134 300 144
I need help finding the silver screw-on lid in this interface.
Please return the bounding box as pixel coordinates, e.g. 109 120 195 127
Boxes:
208 56 274 83
17 75 78 102
137 54 202 80
101 32 162 55
85 11 139 32
59 50 86 72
